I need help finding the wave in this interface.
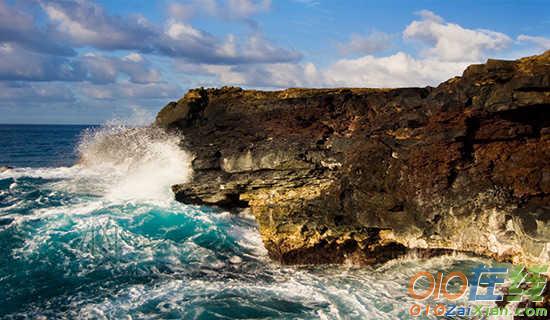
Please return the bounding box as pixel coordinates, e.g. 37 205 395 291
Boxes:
1 125 192 204
77 125 192 203
0 124 504 319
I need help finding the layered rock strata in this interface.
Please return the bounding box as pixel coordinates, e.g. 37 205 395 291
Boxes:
155 51 550 266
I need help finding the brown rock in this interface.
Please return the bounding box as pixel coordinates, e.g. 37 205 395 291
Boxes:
156 51 550 265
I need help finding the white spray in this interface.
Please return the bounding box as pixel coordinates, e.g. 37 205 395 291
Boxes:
76 125 192 203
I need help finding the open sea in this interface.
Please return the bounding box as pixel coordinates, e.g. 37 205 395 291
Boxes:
0 124 506 319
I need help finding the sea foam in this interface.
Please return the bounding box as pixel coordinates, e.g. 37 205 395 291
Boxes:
76 125 193 203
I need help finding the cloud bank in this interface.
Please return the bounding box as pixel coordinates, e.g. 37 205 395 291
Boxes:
197 10 546 88
0 0 548 123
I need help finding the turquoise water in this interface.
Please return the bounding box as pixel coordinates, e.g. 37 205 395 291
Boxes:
0 125 499 319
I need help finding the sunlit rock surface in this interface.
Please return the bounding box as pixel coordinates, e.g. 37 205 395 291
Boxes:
156 51 550 266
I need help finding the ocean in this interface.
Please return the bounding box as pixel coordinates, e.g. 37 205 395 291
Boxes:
0 124 499 319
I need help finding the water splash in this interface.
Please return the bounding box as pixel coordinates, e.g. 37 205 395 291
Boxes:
0 125 193 204
0 125 509 319
76 125 192 203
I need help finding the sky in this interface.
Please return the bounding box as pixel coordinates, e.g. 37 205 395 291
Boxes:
0 0 548 124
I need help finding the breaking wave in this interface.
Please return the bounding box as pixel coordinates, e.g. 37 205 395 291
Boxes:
76 125 192 202
0 124 503 319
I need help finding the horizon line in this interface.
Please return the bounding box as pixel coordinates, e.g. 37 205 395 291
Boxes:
0 123 100 126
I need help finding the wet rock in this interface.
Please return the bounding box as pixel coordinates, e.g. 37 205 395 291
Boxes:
156 51 550 265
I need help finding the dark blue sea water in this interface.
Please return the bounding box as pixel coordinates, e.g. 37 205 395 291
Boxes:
0 124 94 168
0 124 495 319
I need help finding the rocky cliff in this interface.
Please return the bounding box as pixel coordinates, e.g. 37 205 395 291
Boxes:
155 51 550 266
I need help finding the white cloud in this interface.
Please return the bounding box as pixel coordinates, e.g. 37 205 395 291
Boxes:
227 0 271 18
339 31 393 55
199 62 321 88
0 81 75 102
123 53 144 63
40 0 157 51
79 53 162 84
0 0 73 55
416 9 444 23
40 0 294 65
166 22 204 39
0 43 162 84
167 2 195 20
325 52 468 87
43 4 98 42
240 32 301 62
517 34 550 49
78 81 182 100
0 43 56 81
160 21 302 64
3 1 547 124
187 10 519 89
403 10 511 62
192 52 469 89
167 0 270 20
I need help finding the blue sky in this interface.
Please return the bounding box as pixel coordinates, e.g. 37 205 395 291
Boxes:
0 0 548 124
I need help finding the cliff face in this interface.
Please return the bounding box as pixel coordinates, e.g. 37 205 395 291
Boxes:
155 51 550 265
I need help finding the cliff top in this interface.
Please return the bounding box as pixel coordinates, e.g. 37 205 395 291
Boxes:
156 50 549 128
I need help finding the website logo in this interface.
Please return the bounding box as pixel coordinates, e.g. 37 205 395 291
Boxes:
407 264 548 317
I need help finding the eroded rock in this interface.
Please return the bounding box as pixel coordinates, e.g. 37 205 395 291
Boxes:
156 51 550 266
